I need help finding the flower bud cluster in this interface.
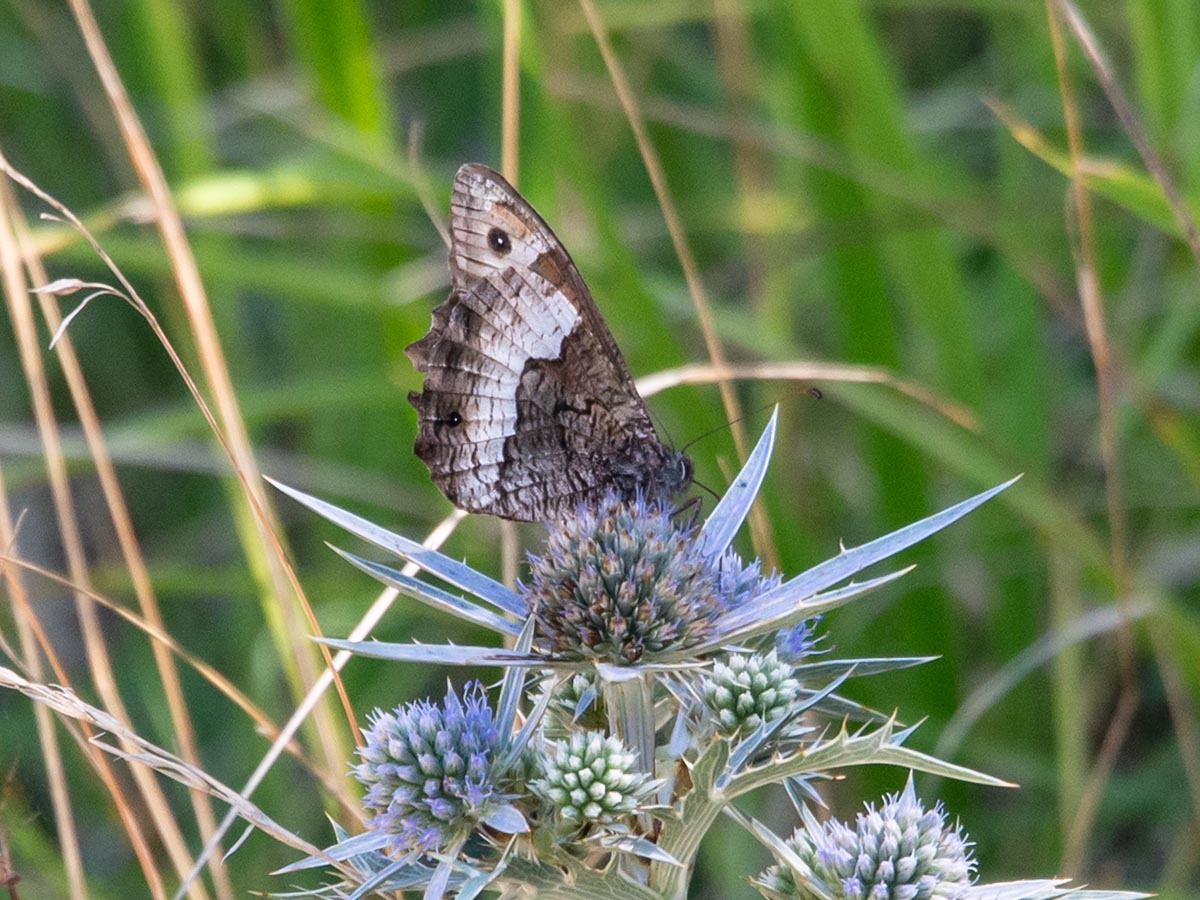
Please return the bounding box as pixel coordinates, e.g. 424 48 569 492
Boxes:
531 730 657 826
755 778 975 900
702 649 800 736
523 492 728 664
354 682 500 852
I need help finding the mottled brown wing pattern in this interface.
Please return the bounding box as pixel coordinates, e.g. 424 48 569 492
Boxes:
405 164 691 522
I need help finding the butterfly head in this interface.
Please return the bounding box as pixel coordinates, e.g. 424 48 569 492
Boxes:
657 448 694 501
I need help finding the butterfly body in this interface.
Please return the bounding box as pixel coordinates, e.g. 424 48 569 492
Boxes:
406 164 691 523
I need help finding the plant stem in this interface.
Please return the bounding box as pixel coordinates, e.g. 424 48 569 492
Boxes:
603 674 656 777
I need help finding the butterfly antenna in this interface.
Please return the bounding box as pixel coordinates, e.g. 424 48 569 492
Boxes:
679 390 823 454
691 478 720 503
671 494 704 528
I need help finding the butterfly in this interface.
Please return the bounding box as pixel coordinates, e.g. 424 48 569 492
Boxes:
405 163 692 523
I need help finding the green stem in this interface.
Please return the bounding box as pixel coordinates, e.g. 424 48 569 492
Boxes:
650 739 730 900
603 673 656 777
602 672 658 883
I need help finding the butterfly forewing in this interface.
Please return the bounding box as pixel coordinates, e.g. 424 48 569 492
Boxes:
449 165 555 288
406 164 691 523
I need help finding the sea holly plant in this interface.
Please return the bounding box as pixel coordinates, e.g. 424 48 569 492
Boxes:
269 411 1146 900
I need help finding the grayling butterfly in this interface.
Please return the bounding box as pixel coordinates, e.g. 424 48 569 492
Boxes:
405 164 691 522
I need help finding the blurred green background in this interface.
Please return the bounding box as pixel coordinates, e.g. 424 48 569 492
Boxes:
0 0 1197 897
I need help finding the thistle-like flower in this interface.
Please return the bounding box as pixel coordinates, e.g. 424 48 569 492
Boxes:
702 649 800 736
755 776 975 900
522 491 733 664
273 413 1041 900
278 411 1013 675
531 730 658 827
354 681 502 853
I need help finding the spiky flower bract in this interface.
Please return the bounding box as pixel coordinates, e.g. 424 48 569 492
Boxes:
702 649 801 736
755 777 975 900
553 671 597 715
354 681 501 853
531 730 658 827
523 491 752 664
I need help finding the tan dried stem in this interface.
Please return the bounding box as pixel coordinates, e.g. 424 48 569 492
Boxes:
1 535 360 892
1062 683 1138 875
0 551 356 809
0 155 373 896
502 0 522 185
1148 625 1200 823
576 0 776 567
2 177 235 900
0 523 167 898
0 667 333 866
499 0 524 589
1054 0 1200 838
0 468 87 900
636 360 979 432
1053 0 1200 267
0 782 18 900
710 0 771 313
0 163 204 900
1045 0 1136 874
60 0 355 784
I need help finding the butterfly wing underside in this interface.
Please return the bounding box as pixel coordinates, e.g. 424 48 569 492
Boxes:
405 164 689 522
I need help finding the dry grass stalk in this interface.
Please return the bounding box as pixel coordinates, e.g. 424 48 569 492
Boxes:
2 172 236 900
576 0 778 569
1051 0 1200 843
1045 0 1137 876
636 360 980 432
0 153 367 898
0 161 202 900
0 551 359 800
1053 0 1200 267
0 466 87 900
499 0 524 590
0 666 332 866
61 0 357 791
501 0 522 187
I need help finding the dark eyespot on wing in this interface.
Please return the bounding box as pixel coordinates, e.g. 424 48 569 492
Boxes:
487 227 511 255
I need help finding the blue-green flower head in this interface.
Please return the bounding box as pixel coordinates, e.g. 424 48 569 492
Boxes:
702 648 800 736
775 615 823 662
531 730 658 826
715 547 781 610
523 490 747 664
756 776 975 900
354 681 501 853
